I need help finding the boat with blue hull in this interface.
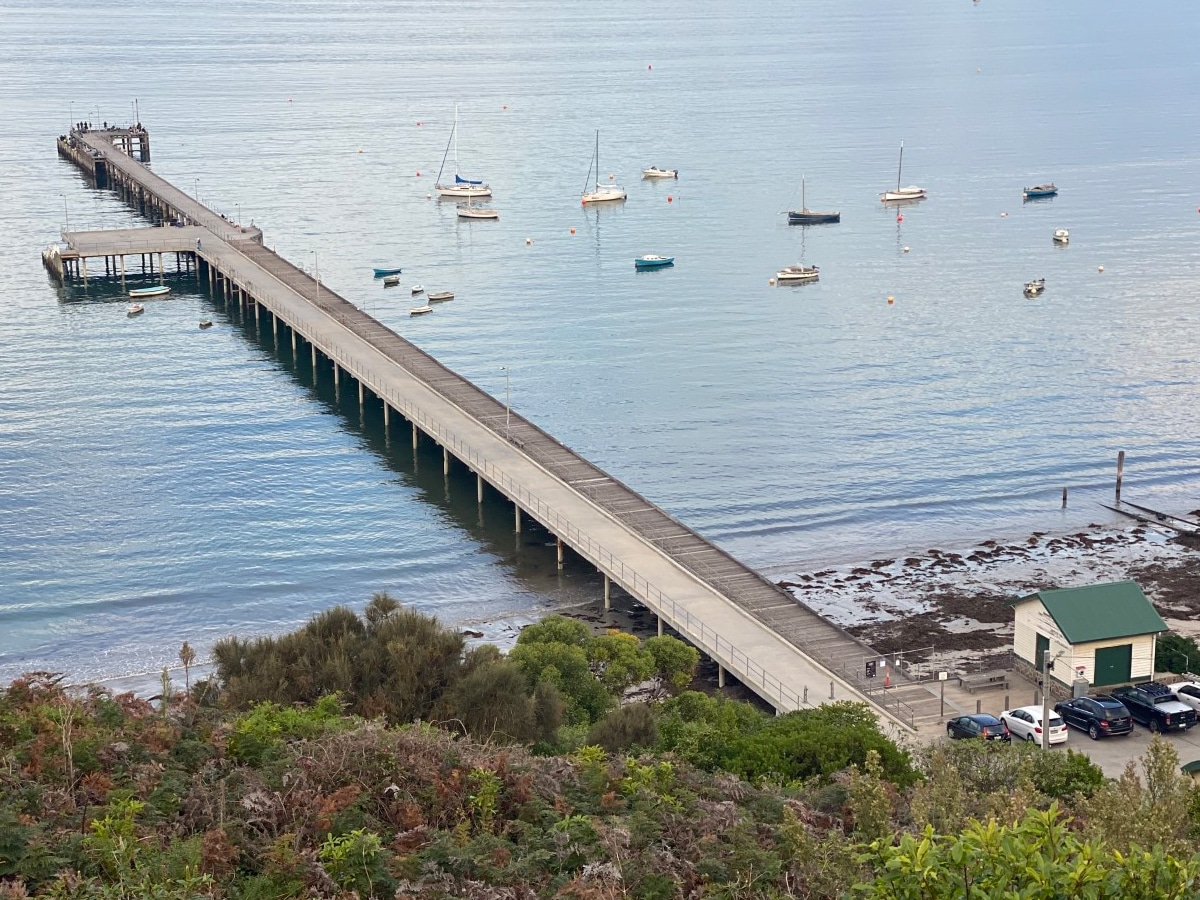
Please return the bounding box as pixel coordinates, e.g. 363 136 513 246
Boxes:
635 255 674 269
373 267 403 277
1023 183 1058 200
787 177 840 225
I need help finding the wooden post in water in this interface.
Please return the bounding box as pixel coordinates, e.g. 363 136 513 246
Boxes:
1116 450 1125 502
514 504 521 533
1062 487 1068 508
556 536 564 570
118 255 125 290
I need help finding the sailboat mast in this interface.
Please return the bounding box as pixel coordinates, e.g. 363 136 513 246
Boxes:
595 131 600 189
802 176 806 212
896 141 904 192
454 104 460 176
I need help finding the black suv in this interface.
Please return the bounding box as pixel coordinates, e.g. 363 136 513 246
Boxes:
1054 695 1134 740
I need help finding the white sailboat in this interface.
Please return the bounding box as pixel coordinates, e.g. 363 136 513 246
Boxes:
457 191 499 220
880 141 926 202
435 105 492 199
581 131 626 205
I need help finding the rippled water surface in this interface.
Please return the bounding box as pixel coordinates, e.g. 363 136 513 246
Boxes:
3 0 1200 681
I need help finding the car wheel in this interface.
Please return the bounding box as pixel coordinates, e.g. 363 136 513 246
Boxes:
1149 719 1161 734
1088 724 1100 740
947 726 954 738
1026 732 1036 742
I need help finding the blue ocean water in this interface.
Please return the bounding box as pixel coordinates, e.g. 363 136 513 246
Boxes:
2 0 1200 682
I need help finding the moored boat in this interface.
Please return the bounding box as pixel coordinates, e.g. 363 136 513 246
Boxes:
1053 228 1070 244
127 303 145 316
581 131 626 204
373 266 403 277
434 105 492 199
427 291 455 302
457 194 499 219
129 285 170 298
642 166 678 179
788 177 841 225
881 142 926 202
1023 278 1046 297
198 319 213 329
634 255 674 269
776 264 820 284
409 305 434 316
383 274 400 286
412 284 425 295
1023 183 1058 199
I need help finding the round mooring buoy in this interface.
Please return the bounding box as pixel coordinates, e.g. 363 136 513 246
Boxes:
887 296 895 305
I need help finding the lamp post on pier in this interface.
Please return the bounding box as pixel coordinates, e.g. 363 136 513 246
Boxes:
312 251 320 305
60 194 69 232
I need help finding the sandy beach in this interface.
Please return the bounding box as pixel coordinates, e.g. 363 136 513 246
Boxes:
777 518 1200 673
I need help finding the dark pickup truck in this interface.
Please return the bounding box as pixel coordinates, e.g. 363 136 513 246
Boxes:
1110 682 1198 733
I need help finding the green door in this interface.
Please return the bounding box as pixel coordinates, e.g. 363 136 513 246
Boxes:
1094 644 1133 686
1035 634 1050 672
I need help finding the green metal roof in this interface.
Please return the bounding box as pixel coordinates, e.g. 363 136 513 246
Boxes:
1010 580 1168 644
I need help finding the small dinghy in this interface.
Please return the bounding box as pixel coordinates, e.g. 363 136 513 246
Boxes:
198 318 213 329
427 291 455 302
634 255 674 269
129 285 170 298
1024 278 1046 297
1053 228 1070 244
411 285 425 295
373 266 403 277
642 166 679 179
383 274 400 286
127 303 145 316
409 305 434 316
1023 183 1058 200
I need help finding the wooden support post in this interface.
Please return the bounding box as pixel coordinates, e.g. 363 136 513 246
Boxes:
118 255 125 289
514 505 521 533
603 575 611 610
477 472 483 503
1062 487 1067 508
157 252 164 283
1116 450 1125 502
556 536 564 570
718 665 726 688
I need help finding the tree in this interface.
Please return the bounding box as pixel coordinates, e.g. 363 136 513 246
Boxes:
586 631 654 695
1157 632 1200 676
178 641 196 692
515 615 590 648
586 703 658 753
643 636 700 694
509 639 612 725
435 659 539 743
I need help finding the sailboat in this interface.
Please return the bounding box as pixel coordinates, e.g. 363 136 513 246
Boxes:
457 191 499 220
787 177 841 225
880 141 926 202
580 131 626 205
435 105 492 199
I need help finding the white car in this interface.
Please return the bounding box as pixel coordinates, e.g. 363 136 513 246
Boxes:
1000 706 1069 746
1168 681 1200 713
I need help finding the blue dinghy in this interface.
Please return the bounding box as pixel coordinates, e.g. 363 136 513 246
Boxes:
634 255 674 270
373 266 403 277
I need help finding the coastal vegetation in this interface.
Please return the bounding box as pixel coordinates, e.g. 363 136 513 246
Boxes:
3 597 1200 897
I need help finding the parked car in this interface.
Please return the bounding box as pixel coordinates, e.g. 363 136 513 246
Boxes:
999 706 1068 746
1168 681 1200 714
1054 695 1134 740
946 714 1009 741
1110 682 1198 733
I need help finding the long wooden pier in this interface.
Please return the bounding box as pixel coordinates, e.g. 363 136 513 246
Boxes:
48 127 950 732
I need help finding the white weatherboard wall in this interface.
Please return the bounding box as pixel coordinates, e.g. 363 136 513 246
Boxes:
1013 597 1155 687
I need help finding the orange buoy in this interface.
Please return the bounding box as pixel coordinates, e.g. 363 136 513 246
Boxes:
569 227 575 234
1098 265 1105 272
903 246 910 253
887 296 895 305
896 213 903 222
667 196 673 203
768 278 775 285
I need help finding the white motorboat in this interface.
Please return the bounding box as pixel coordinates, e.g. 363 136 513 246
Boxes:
409 305 434 316
581 131 626 204
1024 278 1046 297
642 166 678 179
411 284 425 295
1053 229 1070 244
383 274 400 286
881 141 926 202
776 265 820 284
427 291 455 302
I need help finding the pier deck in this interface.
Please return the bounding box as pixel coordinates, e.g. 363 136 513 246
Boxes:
49 128 957 731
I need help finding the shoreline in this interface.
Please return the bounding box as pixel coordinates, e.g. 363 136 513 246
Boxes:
82 520 1200 700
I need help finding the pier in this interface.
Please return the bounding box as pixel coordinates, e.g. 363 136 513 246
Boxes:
48 126 949 732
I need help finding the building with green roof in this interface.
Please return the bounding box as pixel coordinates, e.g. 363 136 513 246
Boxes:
1008 580 1167 689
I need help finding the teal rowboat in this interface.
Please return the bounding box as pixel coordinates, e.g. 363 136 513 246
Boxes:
373 266 403 277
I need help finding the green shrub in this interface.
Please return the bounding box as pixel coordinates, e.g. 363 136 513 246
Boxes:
226 694 350 766
1157 632 1200 676
586 703 658 753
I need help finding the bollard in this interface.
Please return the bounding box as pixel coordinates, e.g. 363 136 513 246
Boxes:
976 699 982 714
1004 693 1010 711
1062 486 1067 508
803 685 808 704
829 680 835 700
1116 450 1125 502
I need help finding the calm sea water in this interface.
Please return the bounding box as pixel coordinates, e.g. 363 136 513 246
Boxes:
3 0 1200 683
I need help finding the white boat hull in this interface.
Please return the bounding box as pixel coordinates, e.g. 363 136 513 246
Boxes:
582 187 626 204
458 207 499 219
436 184 492 199
881 187 926 202
642 168 678 179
